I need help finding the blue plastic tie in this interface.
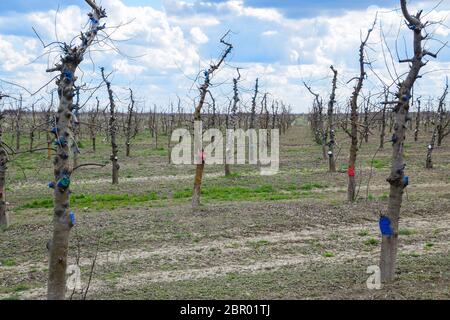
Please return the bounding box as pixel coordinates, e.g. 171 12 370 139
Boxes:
403 176 409 187
63 70 73 82
391 134 398 144
54 136 67 147
379 216 393 236
69 211 76 226
57 176 71 189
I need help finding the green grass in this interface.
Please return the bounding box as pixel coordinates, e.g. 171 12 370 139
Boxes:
248 240 270 249
224 173 241 178
0 282 34 295
364 238 379 246
20 192 159 210
368 158 390 169
424 242 434 249
300 183 327 191
357 230 369 237
379 192 389 200
174 184 318 203
103 271 123 281
1 258 17 267
1 295 20 300
399 228 416 236
12 284 31 292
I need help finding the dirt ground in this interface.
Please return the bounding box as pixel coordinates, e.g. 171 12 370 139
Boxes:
0 118 449 300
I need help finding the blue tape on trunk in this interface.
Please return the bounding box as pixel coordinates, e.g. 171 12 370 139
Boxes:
379 216 393 236
57 176 71 189
63 70 73 82
69 211 76 226
54 136 67 146
403 176 409 187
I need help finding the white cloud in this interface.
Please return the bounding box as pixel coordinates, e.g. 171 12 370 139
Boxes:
0 35 34 72
262 30 278 37
190 27 209 44
113 59 146 75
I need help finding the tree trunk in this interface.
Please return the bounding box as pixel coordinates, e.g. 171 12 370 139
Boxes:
102 68 120 185
327 66 338 172
250 78 258 130
15 123 20 150
225 73 240 177
47 64 77 300
125 88 135 157
389 112 394 133
414 99 420 142
380 0 433 282
192 163 204 208
436 82 448 147
47 132 52 159
47 1 106 299
362 101 369 144
426 130 437 169
0 144 8 228
380 106 386 150
29 132 34 152
347 22 374 202
347 128 357 202
72 88 81 169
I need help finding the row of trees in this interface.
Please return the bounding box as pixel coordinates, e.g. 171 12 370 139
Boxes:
0 0 447 299
305 0 446 282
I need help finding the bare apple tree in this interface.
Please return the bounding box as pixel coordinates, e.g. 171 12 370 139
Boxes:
343 18 376 202
436 79 449 147
192 32 233 209
0 93 11 228
380 0 446 282
225 68 241 177
327 66 338 172
124 88 138 157
426 80 447 169
304 82 326 159
101 67 120 184
45 0 107 299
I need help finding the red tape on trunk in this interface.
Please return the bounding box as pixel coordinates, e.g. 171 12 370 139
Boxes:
348 166 355 177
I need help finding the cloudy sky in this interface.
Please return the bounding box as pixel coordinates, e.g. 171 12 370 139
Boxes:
0 0 449 113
